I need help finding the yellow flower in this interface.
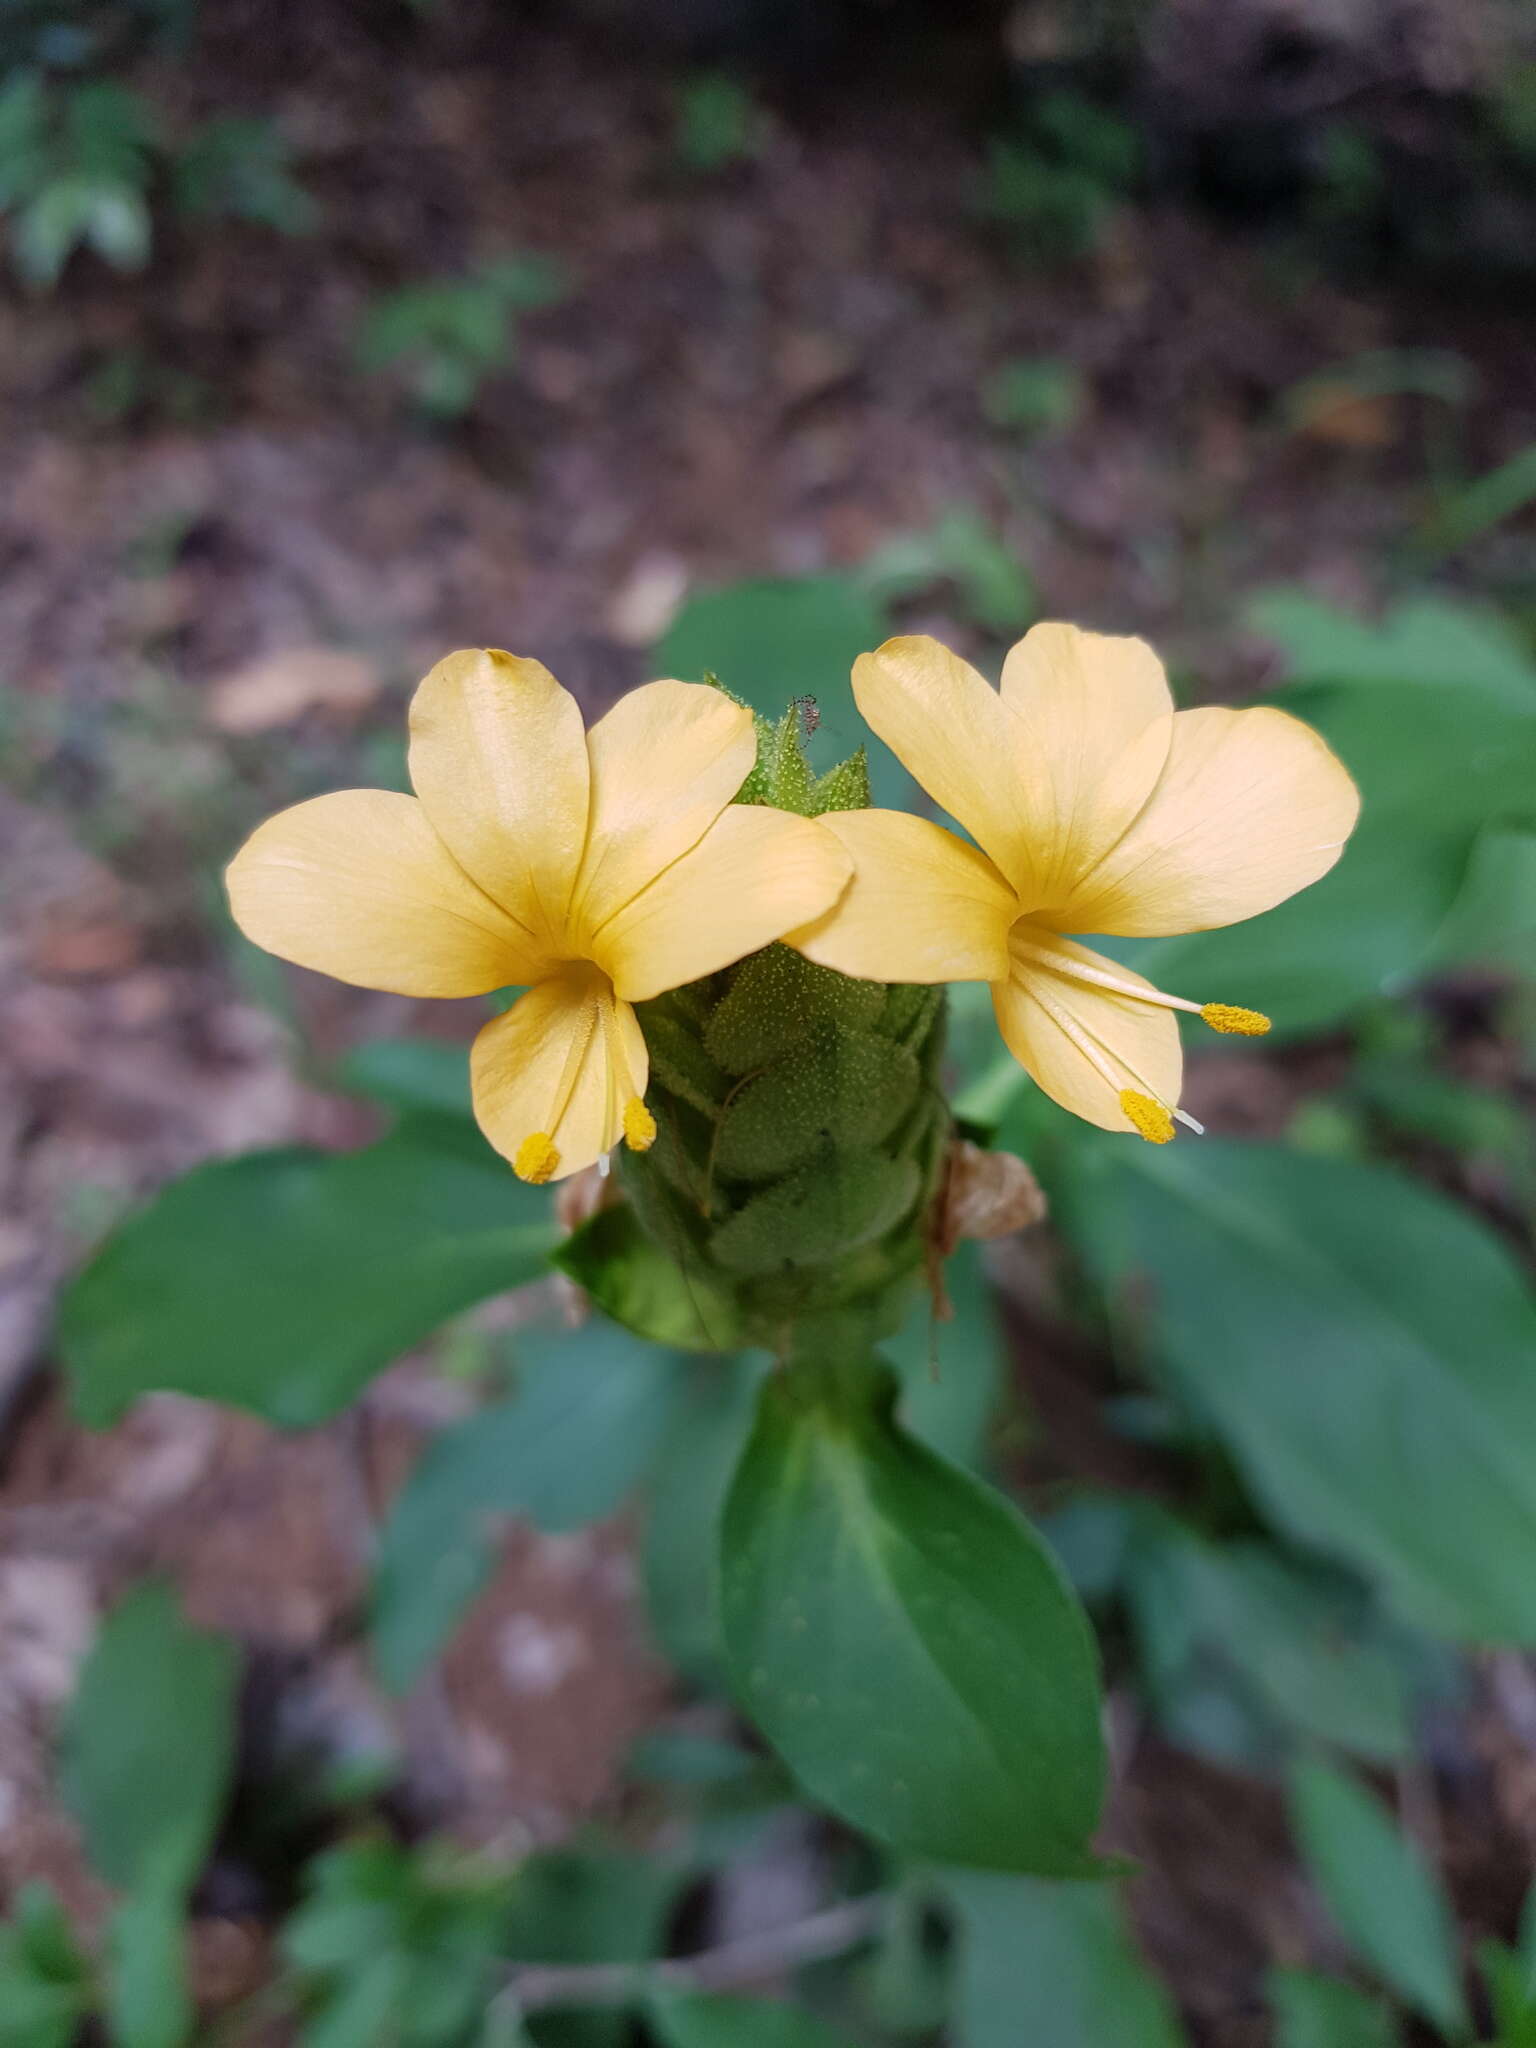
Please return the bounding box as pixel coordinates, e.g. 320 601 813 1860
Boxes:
227 649 851 1181
787 624 1360 1141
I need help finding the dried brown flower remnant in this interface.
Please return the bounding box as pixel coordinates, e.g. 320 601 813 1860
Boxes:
934 1137 1048 1260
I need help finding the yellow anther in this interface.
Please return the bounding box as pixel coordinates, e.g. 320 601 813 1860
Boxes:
1120 1090 1175 1144
622 1096 657 1151
1200 1003 1272 1036
514 1132 560 1183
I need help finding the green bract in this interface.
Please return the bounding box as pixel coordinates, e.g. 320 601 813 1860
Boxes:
561 708 949 1359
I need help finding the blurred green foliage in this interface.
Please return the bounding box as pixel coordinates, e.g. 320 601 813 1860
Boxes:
674 73 764 174
284 1840 514 2048
945 1872 1187 2048
372 1323 690 1691
0 72 154 286
862 509 1036 638
1289 1760 1467 2038
355 256 569 419
0 57 314 290
980 356 1084 438
59 1583 240 2048
979 90 1139 259
171 114 316 235
0 1887 95 2048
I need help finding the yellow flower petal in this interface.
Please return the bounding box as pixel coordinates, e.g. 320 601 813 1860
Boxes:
407 648 590 943
470 967 649 1181
571 680 756 940
991 926 1183 1134
592 805 852 1004
787 809 1015 983
999 622 1174 906
851 636 1038 883
1056 704 1361 937
226 789 539 996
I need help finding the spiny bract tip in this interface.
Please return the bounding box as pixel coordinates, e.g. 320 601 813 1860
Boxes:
1120 1090 1176 1144
623 1096 657 1152
1200 1003 1271 1036
514 1132 560 1183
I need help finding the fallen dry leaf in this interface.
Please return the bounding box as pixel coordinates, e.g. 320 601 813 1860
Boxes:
207 646 380 735
606 552 690 647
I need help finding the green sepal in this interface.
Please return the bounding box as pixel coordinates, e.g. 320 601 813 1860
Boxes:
640 1007 733 1119
807 742 871 814
711 1154 922 1277
555 1204 746 1353
736 701 872 816
714 1025 921 1182
881 981 945 1051
704 946 885 1073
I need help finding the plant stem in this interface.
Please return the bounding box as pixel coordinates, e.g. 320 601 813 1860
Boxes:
496 1892 886 2016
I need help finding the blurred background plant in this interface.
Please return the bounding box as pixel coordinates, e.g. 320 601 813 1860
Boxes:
355 256 569 420
0 0 313 290
4 0 1536 2042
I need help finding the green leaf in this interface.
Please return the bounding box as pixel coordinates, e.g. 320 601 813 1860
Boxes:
1267 1967 1403 2048
372 1325 690 1692
861 1879 948 2033
1353 1055 1530 1168
945 1873 1188 2048
656 577 909 805
341 1036 474 1121
555 1202 746 1353
1424 442 1536 558
106 1885 192 2048
1247 591 1536 711
642 1356 767 1683
1434 824 1536 975
0 1885 94 2048
1479 1926 1536 2045
16 176 150 286
300 1953 405 2048
720 1359 1105 1873
1126 1526 1412 1768
286 1839 508 2048
60 1582 238 1896
887 1239 1004 1470
861 508 1036 635
504 1846 684 2048
1057 1138 1536 1643
1289 1759 1467 2035
61 1118 558 1428
651 1991 860 2048
172 114 317 234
